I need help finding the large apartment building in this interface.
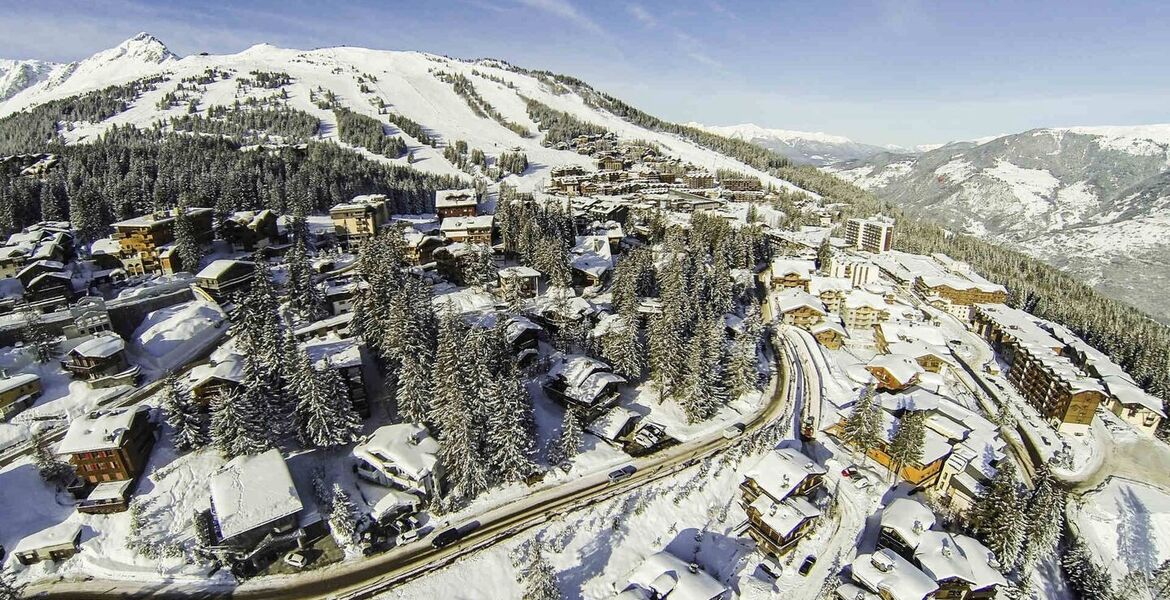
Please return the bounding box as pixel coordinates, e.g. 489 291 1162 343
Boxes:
330 194 390 247
973 304 1107 431
845 216 895 254
110 207 214 276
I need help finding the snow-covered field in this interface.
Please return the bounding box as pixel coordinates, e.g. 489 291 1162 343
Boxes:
1071 477 1170 582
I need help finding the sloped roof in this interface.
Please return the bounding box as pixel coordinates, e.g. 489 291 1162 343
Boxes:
745 447 826 501
209 449 303 541
354 423 439 481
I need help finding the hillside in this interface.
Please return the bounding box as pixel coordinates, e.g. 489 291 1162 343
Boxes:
0 34 814 198
830 126 1170 322
690 122 897 166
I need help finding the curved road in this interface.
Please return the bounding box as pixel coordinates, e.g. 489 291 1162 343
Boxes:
26 338 797 600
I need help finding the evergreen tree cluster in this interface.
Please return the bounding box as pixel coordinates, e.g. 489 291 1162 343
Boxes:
498 150 528 175
169 105 321 144
641 218 765 421
0 125 468 239
435 71 529 137
523 97 610 147
382 112 434 146
333 107 407 158
0 75 166 154
237 70 292 90
967 463 1066 575
494 195 576 287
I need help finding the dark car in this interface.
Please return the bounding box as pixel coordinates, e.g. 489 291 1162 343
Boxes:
608 465 637 483
841 466 858 478
431 528 462 549
798 555 817 576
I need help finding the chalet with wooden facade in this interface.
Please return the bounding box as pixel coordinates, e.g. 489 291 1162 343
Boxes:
439 215 494 245
58 406 156 512
221 210 279 252
110 207 214 276
769 258 814 291
739 447 826 557
434 188 478 220
61 334 139 388
195 259 256 303
0 371 42 420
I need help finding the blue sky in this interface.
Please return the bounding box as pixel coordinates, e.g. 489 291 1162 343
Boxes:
2 0 1168 147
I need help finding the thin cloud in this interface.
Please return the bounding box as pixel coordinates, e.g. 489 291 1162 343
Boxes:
517 0 605 36
627 4 657 28
708 1 739 21
687 51 723 69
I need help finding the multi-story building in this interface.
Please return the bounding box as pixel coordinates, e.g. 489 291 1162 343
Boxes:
110 207 214 276
0 371 41 419
61 334 139 388
303 336 371 418
845 216 895 254
439 215 494 245
353 423 442 499
773 289 827 329
842 290 890 331
739 447 826 558
434 189 478 220
769 258 814 291
973 304 1106 431
58 405 155 509
915 275 1007 317
330 195 390 247
809 276 853 314
221 209 279 252
195 259 256 303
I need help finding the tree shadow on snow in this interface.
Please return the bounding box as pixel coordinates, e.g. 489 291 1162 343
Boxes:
1117 485 1157 575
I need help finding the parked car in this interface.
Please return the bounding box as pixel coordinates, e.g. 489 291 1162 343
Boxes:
722 423 746 439
758 561 781 580
608 465 637 483
396 528 422 546
283 549 310 569
841 466 858 478
798 555 817 576
853 475 871 490
634 423 666 448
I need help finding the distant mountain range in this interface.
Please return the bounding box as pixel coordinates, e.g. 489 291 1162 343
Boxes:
829 126 1170 322
688 122 902 166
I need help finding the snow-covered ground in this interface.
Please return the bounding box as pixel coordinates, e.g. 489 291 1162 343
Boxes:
1070 477 1170 583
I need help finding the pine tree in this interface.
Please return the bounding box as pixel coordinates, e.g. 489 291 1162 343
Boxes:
648 312 683 401
550 406 582 466
432 310 487 503
20 307 55 363
1020 465 1065 572
817 238 832 273
296 360 363 448
328 483 358 551
888 410 927 482
521 544 560 600
842 384 882 461
162 371 207 452
174 195 204 273
486 368 535 483
31 430 73 485
1061 538 1113 600
600 316 644 380
210 387 250 458
968 460 1027 570
285 236 324 322
726 322 760 399
462 243 496 288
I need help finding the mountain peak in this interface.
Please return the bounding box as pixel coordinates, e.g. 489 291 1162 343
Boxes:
110 32 178 63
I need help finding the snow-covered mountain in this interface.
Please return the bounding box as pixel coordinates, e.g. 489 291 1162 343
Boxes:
0 59 59 102
830 126 1170 321
0 34 811 197
0 33 176 109
690 122 898 166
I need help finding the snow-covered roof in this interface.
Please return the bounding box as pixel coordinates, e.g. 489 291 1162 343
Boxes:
574 372 628 405
809 276 853 295
13 520 81 554
774 288 827 315
1102 374 1167 416
810 319 847 338
549 354 612 389
770 258 814 279
845 289 887 311
952 535 1007 590
571 235 614 279
301 335 363 369
0 372 40 395
354 423 439 482
587 406 641 441
186 353 246 389
209 449 303 541
624 551 730 600
745 447 826 501
504 315 542 344
749 494 821 537
70 334 126 359
58 406 145 454
439 215 494 233
918 275 1005 295
914 531 1005 590
866 354 923 386
195 259 253 280
851 549 939 600
498 265 541 279
111 207 213 228
975 304 1105 395
880 498 937 550
435 188 477 208
887 341 951 365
